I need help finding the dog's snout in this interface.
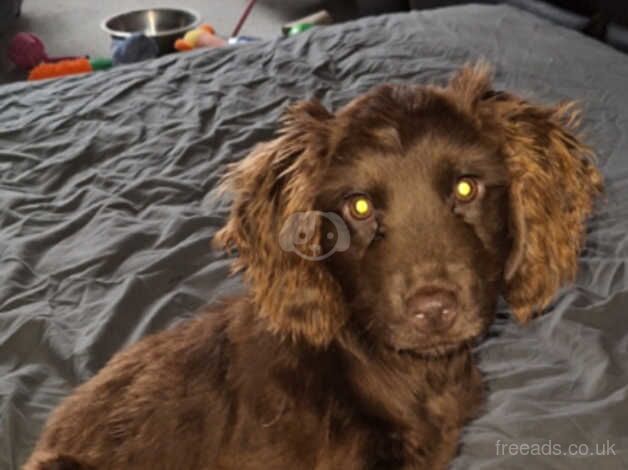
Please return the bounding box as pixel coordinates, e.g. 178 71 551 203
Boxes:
407 288 458 332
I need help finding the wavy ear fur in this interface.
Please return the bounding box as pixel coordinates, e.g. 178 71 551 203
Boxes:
449 64 603 323
447 61 493 111
494 97 602 322
214 101 348 346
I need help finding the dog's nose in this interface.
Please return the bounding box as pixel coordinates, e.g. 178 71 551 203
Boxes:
408 289 458 332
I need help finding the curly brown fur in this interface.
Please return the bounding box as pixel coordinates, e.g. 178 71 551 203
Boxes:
25 65 602 470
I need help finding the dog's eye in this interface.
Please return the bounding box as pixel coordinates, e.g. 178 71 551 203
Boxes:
346 195 374 220
453 177 479 203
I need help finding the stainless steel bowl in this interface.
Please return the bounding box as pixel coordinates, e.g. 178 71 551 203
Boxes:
101 8 200 54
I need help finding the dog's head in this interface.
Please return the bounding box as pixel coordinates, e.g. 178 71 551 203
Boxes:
215 65 602 355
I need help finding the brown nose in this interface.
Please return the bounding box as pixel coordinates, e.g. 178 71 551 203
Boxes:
407 289 458 332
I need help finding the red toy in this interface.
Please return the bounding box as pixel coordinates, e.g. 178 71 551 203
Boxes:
8 32 82 70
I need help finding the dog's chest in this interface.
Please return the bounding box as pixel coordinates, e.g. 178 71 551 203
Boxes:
213 404 385 469
215 376 480 470
222 335 483 469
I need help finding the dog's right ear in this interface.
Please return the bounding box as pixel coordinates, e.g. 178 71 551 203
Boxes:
214 100 350 347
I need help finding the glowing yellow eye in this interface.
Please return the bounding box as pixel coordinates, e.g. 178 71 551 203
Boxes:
456 181 473 197
348 195 373 219
355 198 370 215
454 177 477 202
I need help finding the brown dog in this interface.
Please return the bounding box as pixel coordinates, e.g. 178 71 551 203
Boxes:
24 65 602 470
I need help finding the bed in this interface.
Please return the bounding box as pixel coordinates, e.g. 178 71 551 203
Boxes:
1 4 627 469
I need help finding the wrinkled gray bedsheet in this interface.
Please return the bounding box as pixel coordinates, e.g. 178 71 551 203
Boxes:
1 4 627 469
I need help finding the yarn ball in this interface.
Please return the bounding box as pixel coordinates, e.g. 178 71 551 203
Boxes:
112 33 159 65
8 32 48 70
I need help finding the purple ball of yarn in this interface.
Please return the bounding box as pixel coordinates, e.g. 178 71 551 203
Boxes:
8 32 48 70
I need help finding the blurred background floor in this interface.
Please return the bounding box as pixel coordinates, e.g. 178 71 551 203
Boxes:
0 0 339 84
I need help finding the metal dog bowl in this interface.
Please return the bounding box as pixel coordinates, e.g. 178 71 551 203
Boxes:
101 8 200 54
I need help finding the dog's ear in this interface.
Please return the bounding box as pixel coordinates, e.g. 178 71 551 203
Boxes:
215 100 349 346
482 94 603 323
447 62 493 111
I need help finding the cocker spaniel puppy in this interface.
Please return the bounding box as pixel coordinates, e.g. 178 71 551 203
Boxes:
25 65 602 470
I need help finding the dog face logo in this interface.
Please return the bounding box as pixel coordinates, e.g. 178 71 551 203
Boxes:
279 211 350 261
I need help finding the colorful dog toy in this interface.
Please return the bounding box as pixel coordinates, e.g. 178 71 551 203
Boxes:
28 58 113 81
112 33 159 65
174 24 226 51
8 32 83 70
287 23 314 36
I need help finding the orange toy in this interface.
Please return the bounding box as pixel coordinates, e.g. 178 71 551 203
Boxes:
28 58 113 81
174 24 226 51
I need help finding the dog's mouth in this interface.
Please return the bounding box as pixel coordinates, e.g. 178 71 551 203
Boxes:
400 340 471 358
389 321 489 358
349 300 493 358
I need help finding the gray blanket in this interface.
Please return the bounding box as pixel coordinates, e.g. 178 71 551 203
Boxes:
1 4 627 469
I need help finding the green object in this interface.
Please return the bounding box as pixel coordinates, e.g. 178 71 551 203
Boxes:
288 23 313 36
90 57 113 71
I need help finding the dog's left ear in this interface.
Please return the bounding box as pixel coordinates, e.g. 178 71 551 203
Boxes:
447 62 493 111
484 92 603 323
448 64 603 323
